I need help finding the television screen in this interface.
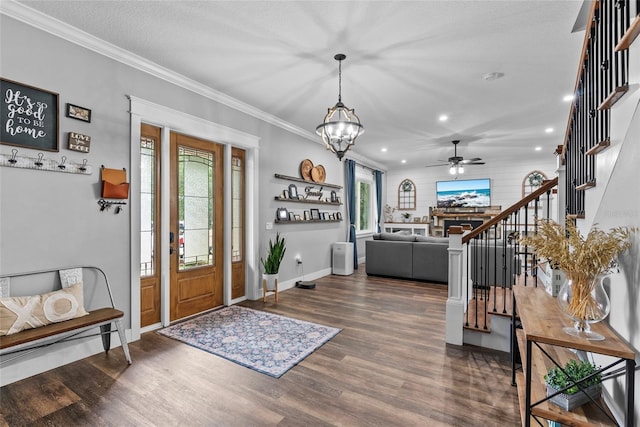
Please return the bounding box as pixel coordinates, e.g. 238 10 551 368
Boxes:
436 178 491 208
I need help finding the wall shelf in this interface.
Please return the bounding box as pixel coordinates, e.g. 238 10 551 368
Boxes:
274 173 342 189
275 219 341 224
273 196 341 206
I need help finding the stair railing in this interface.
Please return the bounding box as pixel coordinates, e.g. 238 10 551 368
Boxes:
445 177 558 345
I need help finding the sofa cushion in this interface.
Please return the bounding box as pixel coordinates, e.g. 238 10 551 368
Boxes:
415 236 449 244
365 240 414 279
377 232 417 242
412 242 449 282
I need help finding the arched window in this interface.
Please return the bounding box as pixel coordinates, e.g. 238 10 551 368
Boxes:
522 170 547 197
397 179 416 210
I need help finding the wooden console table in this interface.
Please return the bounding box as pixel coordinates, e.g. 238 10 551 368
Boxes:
512 285 636 426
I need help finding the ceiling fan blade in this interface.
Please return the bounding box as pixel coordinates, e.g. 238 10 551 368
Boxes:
465 162 486 165
460 158 483 164
425 163 450 168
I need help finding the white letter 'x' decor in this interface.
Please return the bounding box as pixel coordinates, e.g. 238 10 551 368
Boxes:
3 297 45 335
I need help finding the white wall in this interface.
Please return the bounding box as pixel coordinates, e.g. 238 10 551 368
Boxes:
577 41 640 424
385 159 558 222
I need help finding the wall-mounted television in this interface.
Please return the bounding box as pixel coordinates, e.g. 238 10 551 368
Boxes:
436 178 491 208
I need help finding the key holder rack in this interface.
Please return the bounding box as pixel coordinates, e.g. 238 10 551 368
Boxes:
98 199 126 214
0 149 92 175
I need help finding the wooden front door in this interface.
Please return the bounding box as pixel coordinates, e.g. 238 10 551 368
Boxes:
169 132 223 321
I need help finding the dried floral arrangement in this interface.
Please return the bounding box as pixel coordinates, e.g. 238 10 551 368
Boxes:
520 219 634 321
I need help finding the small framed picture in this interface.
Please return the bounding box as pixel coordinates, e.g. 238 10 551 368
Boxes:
422 216 429 223
281 189 289 199
414 217 421 223
304 210 310 220
294 214 301 221
330 213 335 220
330 190 337 203
276 207 289 221
288 184 298 199
322 212 328 220
336 212 343 220
67 132 91 153
66 103 91 123
289 212 295 221
310 208 321 220
336 196 341 204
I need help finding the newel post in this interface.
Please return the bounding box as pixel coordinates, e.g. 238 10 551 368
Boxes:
446 226 465 345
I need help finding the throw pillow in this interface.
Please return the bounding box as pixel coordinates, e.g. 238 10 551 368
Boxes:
0 282 89 336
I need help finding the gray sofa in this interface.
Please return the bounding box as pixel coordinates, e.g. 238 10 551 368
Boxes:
365 232 520 285
365 233 450 283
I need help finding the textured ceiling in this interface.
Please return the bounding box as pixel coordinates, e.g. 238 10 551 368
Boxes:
12 0 585 169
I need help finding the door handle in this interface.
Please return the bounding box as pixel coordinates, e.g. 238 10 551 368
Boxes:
169 246 175 255
169 231 175 244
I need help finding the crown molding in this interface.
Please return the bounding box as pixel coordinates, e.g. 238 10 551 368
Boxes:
0 1 316 142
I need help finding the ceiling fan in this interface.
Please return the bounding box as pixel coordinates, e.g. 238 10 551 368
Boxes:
425 140 485 174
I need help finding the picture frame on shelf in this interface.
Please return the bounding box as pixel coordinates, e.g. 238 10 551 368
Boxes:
294 214 301 221
422 216 429 223
304 210 310 220
310 208 321 220
281 189 289 199
330 190 337 203
414 217 421 223
322 212 328 220
336 212 342 220
289 212 295 221
288 184 298 199
330 213 335 220
276 207 288 221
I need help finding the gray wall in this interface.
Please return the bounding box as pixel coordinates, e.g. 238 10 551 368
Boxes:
0 15 349 329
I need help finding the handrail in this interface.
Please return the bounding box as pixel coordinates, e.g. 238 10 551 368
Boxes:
462 177 558 243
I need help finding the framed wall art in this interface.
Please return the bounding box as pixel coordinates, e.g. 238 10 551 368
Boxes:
66 103 91 123
1 78 59 152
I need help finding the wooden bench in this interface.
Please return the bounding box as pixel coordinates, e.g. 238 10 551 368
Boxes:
0 266 132 366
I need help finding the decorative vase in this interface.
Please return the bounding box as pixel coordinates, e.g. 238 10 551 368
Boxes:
557 274 610 341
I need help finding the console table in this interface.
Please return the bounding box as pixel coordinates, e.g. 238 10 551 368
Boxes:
512 285 636 426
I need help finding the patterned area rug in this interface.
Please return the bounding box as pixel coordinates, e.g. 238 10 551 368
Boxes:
157 305 341 378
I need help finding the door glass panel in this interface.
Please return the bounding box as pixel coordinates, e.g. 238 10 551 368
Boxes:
140 136 156 277
231 156 242 262
178 146 213 270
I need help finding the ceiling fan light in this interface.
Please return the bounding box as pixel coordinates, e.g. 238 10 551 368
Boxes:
449 166 456 175
458 165 464 174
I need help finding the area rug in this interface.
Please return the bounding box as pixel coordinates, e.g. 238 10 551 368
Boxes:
157 305 341 378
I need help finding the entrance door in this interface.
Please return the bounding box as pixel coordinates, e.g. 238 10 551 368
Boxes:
169 132 224 321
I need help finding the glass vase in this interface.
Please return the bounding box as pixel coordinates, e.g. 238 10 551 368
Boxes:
556 274 610 341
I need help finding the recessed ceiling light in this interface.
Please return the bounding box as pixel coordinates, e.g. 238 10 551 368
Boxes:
401 159 407 164
381 147 388 152
439 115 448 122
483 72 504 81
535 146 542 151
545 127 554 133
563 94 574 102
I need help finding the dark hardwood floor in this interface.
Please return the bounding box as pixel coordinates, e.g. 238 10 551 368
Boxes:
0 268 520 426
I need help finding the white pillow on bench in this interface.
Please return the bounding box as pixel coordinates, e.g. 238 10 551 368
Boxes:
0 282 89 336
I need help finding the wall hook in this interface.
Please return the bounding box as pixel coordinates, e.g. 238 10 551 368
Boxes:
34 153 44 167
8 149 18 164
79 159 88 172
58 156 67 170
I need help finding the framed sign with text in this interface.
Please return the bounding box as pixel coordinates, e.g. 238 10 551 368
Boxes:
1 78 59 152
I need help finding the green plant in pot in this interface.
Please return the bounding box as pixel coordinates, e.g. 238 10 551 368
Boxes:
544 359 602 411
261 232 286 290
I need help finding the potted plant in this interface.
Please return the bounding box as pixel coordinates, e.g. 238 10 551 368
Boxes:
401 212 412 222
261 232 286 291
544 359 602 411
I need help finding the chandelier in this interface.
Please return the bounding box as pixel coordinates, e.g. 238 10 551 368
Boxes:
316 54 364 161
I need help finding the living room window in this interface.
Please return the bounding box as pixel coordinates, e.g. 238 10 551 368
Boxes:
356 168 376 235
